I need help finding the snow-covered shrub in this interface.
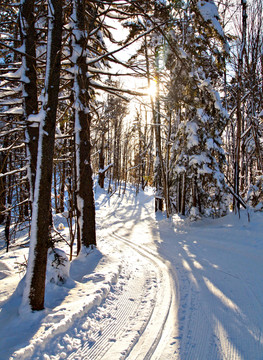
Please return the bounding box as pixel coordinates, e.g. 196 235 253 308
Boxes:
46 248 70 285
189 207 202 221
247 176 263 211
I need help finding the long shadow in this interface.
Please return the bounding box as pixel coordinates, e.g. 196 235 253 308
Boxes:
0 276 46 359
0 248 103 359
112 192 155 240
99 190 148 233
155 217 263 359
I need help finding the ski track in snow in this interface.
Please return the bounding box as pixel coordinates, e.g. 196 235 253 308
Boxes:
1 187 263 359
30 230 175 359
112 233 175 360
156 216 263 360
95 190 263 360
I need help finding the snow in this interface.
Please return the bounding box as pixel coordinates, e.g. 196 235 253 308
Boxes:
197 1 224 38
98 163 113 173
0 166 27 179
0 184 263 359
0 107 24 115
45 248 70 285
2 67 24 80
185 121 199 148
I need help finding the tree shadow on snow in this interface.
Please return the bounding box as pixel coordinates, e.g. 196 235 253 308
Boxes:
0 248 104 359
155 216 263 360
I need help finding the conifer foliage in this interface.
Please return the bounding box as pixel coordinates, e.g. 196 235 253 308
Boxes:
162 0 229 218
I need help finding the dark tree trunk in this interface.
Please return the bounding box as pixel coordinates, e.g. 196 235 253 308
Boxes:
59 161 65 213
181 173 186 216
234 0 247 214
5 169 12 253
153 49 164 211
23 0 63 311
19 0 39 201
98 133 105 188
53 165 58 213
73 0 96 249
0 150 7 224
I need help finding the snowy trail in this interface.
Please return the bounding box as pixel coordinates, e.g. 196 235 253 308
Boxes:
1 186 263 360
156 212 263 360
111 232 176 360
55 190 177 360
96 189 263 359
29 229 175 360
65 239 157 360
67 229 176 360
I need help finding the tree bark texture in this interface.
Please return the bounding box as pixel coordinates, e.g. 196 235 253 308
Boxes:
98 133 105 188
19 0 39 201
24 0 62 311
234 0 247 213
73 0 96 249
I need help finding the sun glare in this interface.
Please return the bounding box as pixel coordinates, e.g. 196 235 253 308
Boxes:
147 81 157 98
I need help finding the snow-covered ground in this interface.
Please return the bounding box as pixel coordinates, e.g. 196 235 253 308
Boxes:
0 184 263 359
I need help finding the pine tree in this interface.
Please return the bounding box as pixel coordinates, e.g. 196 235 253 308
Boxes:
167 0 229 218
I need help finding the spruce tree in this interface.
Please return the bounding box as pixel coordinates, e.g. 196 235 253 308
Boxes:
167 0 229 218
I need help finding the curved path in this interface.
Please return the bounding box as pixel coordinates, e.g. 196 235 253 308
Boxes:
111 232 176 360
64 231 175 360
30 222 176 360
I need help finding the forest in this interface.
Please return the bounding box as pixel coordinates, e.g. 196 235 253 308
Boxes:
0 0 262 313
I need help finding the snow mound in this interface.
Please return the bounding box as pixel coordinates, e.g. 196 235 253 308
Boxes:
46 248 70 285
0 261 12 280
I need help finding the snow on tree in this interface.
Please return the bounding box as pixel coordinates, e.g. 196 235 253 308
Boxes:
70 0 96 251
46 248 70 285
166 0 229 218
19 0 39 202
21 0 63 312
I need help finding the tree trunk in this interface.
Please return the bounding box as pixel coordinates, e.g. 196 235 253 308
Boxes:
181 172 186 216
98 132 105 188
234 0 247 213
0 150 7 224
5 162 13 252
72 0 96 249
59 161 65 213
53 165 58 213
145 39 164 211
22 0 62 312
19 0 39 202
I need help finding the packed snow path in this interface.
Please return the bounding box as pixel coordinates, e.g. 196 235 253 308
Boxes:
34 232 175 360
1 186 263 359
111 233 175 360
96 188 263 360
